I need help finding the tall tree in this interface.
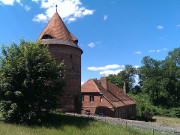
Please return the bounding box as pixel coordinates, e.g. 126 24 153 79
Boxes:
108 65 136 93
140 47 180 107
140 56 163 105
0 39 65 124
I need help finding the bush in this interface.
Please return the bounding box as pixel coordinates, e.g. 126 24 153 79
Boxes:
0 39 65 124
142 110 153 122
129 93 179 118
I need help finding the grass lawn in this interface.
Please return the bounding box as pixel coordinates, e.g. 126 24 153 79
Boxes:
153 116 180 127
0 113 149 135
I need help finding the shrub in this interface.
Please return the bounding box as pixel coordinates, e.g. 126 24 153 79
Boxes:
142 110 153 122
0 39 65 124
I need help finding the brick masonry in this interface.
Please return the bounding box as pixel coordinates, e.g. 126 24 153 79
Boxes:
49 44 82 113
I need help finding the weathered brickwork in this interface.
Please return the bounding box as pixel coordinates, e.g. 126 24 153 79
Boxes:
49 44 82 112
81 94 115 117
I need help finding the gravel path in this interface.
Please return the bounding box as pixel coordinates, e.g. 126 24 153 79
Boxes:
65 113 180 134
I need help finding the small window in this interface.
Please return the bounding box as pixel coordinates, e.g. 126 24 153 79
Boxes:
90 95 94 102
100 97 103 103
82 95 84 102
70 54 72 59
86 110 90 115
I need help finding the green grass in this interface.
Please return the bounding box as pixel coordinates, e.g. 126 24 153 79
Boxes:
0 113 149 135
153 116 180 127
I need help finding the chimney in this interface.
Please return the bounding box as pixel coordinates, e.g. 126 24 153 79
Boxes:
123 82 126 94
101 77 108 90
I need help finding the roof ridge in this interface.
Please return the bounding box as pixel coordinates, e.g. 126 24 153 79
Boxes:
92 79 102 93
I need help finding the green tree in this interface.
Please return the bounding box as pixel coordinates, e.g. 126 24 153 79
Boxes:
0 39 65 124
140 47 180 107
140 56 163 105
108 65 136 93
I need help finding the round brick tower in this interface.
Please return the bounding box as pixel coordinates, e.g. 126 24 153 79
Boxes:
36 12 83 113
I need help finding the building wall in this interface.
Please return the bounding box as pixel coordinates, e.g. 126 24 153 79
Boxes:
115 105 136 119
82 94 136 119
81 94 115 117
49 44 82 113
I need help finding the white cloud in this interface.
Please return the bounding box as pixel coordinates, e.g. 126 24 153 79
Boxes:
148 50 155 53
134 65 139 69
32 0 39 3
88 42 101 48
0 0 20 5
24 5 31 11
88 42 95 48
157 25 164 29
88 64 125 71
33 0 94 23
157 49 161 53
100 69 123 76
81 81 84 85
135 51 142 54
104 15 108 20
33 14 47 22
148 48 167 53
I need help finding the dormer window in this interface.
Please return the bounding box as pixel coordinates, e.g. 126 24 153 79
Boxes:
42 34 54 39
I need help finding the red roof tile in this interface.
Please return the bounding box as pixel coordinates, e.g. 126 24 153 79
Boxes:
36 12 78 43
81 79 100 93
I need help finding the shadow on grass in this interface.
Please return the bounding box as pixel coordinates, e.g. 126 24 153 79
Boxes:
39 113 96 129
0 112 96 129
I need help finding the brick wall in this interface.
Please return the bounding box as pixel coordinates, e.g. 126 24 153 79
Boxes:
81 94 115 117
49 44 82 113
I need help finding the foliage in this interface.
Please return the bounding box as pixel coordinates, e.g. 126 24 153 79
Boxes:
129 93 180 118
140 47 180 107
108 65 137 93
0 39 65 124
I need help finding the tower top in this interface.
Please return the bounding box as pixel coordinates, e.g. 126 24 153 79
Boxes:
56 5 57 13
36 12 78 44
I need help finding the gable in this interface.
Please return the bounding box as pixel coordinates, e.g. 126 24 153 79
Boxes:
81 79 100 93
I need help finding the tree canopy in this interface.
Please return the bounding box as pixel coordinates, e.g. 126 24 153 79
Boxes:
0 39 65 124
140 47 180 107
108 65 137 93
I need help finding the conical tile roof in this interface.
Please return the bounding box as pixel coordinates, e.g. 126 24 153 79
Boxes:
36 12 78 43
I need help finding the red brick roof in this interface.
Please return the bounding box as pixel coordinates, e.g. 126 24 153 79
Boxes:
36 12 78 43
81 79 100 93
81 78 136 108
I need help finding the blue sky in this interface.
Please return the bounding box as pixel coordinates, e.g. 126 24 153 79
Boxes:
0 0 180 84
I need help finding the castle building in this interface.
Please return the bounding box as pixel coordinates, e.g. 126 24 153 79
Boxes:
36 11 83 113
